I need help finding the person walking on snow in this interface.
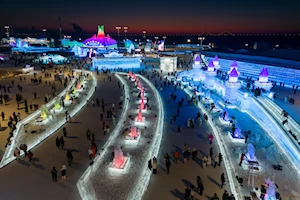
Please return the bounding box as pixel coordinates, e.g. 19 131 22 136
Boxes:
208 133 214 144
220 173 225 188
148 159 152 171
197 176 204 195
152 157 157 174
173 150 179 163
61 165 67 180
239 153 245 166
60 136 65 148
51 167 57 182
219 153 223 166
214 154 219 168
56 137 60 148
88 146 93 160
27 150 33 163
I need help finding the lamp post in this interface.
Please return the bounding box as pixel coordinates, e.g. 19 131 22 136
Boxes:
143 30 146 44
162 36 167 51
116 26 121 48
124 26 128 40
198 37 205 45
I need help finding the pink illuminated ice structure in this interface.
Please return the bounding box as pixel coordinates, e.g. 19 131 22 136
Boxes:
131 74 137 81
137 109 143 122
128 71 133 77
125 126 141 145
138 100 146 110
137 81 142 89
135 109 146 125
111 146 129 170
76 82 83 91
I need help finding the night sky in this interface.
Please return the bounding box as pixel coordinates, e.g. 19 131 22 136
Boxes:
0 0 300 33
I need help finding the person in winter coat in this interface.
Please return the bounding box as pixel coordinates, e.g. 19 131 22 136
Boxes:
206 156 212 167
222 190 229 200
208 133 214 144
67 150 74 166
219 153 223 166
211 193 220 200
166 159 171 174
60 136 65 148
61 165 67 180
197 176 204 195
14 148 20 160
192 148 197 160
202 156 207 168
56 137 60 148
148 159 152 171
173 150 179 163
88 146 93 160
220 173 225 188
214 154 219 168
190 185 195 200
152 157 157 174
239 153 245 166
27 150 33 163
86 129 91 140
63 127 67 137
51 167 57 182
184 187 191 200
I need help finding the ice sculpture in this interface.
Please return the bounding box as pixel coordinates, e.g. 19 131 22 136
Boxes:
228 125 245 143
193 54 201 67
254 67 273 91
83 25 117 48
207 60 215 72
65 92 70 102
72 85 76 94
247 143 255 161
137 110 143 122
204 61 217 89
54 98 61 110
135 109 146 125
128 71 133 77
125 126 141 145
264 178 276 200
219 109 231 125
77 82 81 90
113 146 125 168
225 68 241 104
41 105 48 120
137 81 142 89
139 100 146 110
213 55 220 68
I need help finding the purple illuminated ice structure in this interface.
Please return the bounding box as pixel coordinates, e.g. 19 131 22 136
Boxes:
229 68 239 77
247 143 255 161
232 127 243 139
224 110 230 121
213 55 219 61
208 60 214 67
259 67 269 77
194 55 200 62
231 60 238 67
264 178 276 200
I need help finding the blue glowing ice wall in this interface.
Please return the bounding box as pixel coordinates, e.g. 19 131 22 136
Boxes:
92 57 141 70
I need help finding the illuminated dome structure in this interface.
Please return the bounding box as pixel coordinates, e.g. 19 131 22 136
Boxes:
83 25 117 48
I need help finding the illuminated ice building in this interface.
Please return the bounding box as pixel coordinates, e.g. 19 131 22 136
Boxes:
83 25 117 48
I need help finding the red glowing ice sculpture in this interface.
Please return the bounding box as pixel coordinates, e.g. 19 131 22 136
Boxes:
113 146 125 168
77 82 81 90
139 100 145 110
137 109 143 122
141 92 145 100
130 126 138 138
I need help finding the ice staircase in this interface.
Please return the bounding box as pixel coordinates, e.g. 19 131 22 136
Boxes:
256 96 300 151
200 54 208 67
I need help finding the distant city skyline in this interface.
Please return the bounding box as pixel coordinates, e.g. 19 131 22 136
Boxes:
1 0 300 34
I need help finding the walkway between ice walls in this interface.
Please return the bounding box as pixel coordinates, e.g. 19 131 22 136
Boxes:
236 92 300 171
77 73 164 200
0 69 97 168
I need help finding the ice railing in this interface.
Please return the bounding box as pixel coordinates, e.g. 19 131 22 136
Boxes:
77 73 130 200
183 87 241 200
248 97 300 173
0 70 96 168
256 96 300 152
